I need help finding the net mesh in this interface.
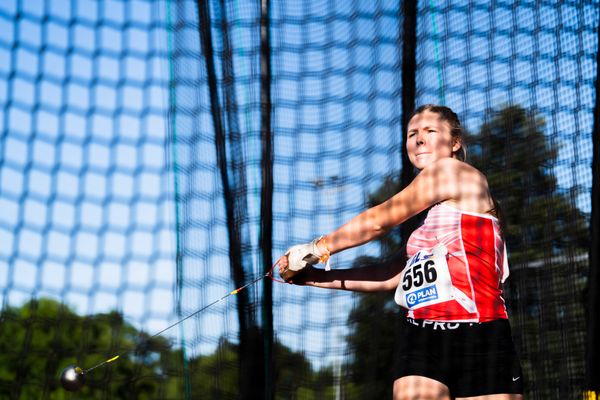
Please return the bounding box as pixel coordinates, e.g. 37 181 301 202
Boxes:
0 0 598 399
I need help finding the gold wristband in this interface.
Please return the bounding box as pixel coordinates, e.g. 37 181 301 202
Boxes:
317 236 331 264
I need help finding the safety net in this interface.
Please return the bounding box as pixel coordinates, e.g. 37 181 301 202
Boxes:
0 0 598 399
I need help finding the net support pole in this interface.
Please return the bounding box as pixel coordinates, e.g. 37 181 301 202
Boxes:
586 18 600 395
166 2 193 398
196 1 254 397
400 0 419 240
259 0 274 397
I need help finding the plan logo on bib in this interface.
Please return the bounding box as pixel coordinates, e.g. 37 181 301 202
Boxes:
406 285 438 307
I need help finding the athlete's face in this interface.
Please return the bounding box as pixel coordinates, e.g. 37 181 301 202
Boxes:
406 110 462 170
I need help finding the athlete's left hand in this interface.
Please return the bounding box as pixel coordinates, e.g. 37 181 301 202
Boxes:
279 239 327 281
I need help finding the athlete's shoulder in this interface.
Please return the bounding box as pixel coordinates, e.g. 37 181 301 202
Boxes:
428 157 480 172
420 158 492 206
421 157 487 182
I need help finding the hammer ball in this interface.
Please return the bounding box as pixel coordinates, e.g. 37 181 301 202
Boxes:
60 365 86 392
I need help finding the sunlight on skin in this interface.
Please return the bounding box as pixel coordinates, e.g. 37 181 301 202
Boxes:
393 376 451 400
458 394 523 400
392 376 524 400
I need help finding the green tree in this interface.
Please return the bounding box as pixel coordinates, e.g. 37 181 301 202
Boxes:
0 298 179 399
344 284 400 399
0 298 340 399
186 334 339 399
465 105 589 398
465 105 589 264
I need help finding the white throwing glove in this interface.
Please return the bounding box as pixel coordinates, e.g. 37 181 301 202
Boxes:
284 237 330 276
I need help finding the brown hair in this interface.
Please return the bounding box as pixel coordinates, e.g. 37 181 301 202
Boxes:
410 104 467 161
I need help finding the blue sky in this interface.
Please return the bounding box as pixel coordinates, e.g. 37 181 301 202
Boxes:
0 0 177 336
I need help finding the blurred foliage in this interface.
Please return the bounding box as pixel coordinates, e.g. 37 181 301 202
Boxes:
0 298 337 399
465 105 589 264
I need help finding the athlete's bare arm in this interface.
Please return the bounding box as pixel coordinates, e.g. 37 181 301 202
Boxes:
278 158 493 282
320 158 493 255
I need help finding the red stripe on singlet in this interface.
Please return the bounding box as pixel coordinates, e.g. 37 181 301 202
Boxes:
461 213 507 321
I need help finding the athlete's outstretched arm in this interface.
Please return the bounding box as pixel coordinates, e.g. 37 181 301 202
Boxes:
321 157 463 255
278 158 488 280
288 251 406 293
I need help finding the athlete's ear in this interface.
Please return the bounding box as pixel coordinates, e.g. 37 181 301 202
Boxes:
451 137 462 153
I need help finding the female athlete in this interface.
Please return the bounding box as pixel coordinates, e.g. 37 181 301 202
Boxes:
278 105 524 399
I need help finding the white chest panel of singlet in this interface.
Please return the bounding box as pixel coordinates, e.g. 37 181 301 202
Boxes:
395 244 453 310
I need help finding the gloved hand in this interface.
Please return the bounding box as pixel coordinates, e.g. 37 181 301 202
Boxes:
280 237 329 281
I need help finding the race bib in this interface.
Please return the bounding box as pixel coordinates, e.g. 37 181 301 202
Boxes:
395 244 453 310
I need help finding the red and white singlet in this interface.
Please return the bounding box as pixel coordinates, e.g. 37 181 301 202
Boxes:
395 202 510 322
